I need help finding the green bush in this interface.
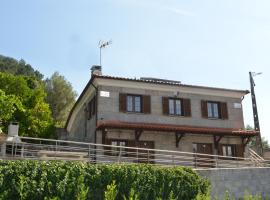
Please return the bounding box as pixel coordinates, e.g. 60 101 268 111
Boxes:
0 160 209 200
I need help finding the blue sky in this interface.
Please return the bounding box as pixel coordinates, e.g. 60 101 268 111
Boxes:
1 0 270 141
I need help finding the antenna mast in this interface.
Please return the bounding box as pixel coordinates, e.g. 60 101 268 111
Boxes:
98 40 112 66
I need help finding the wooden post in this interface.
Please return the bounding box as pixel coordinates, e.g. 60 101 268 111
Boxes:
213 135 223 155
135 130 142 145
175 132 185 148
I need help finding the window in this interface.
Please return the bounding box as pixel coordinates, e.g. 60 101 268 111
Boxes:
169 98 182 115
127 95 142 112
201 100 228 119
207 102 219 118
222 145 235 157
119 93 151 114
163 97 191 117
110 140 127 156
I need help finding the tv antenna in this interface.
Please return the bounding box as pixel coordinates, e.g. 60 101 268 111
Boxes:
98 40 112 66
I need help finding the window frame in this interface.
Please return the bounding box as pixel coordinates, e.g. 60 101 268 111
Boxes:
126 94 142 113
222 144 236 157
168 98 183 116
207 101 220 119
109 139 128 156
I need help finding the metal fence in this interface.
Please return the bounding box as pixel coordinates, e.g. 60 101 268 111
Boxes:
1 136 270 169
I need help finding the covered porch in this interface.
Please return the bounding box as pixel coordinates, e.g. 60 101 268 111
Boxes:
97 120 258 159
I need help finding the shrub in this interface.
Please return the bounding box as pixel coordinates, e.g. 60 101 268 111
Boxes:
0 160 209 200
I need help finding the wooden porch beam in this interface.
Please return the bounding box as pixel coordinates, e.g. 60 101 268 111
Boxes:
213 135 223 149
175 132 185 148
135 130 143 142
242 136 251 147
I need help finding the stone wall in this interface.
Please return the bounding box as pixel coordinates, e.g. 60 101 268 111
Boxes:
96 129 242 152
98 85 245 130
196 167 270 199
67 78 247 143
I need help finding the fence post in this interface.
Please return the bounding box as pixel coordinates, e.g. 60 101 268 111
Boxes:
215 155 218 168
118 147 122 163
21 143 24 158
88 144 91 163
194 153 197 168
147 150 149 164
136 148 139 163
12 142 14 157
55 141 57 159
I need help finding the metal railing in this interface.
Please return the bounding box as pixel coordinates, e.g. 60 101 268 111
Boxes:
248 148 265 167
1 136 270 169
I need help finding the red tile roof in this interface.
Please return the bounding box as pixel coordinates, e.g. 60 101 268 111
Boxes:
97 120 258 136
94 75 250 94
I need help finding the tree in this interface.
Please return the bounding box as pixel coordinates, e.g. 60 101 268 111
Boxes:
0 72 54 138
0 55 43 80
45 72 77 127
0 89 24 133
246 125 269 150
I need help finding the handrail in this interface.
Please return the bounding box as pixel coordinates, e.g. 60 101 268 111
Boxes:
0 136 268 168
19 137 250 161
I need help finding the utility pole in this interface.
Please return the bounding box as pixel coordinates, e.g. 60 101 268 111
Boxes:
249 71 263 156
98 40 112 66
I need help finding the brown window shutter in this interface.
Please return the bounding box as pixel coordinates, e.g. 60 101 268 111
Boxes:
235 144 244 157
119 93 127 112
220 102 228 120
142 95 151 114
162 97 169 115
201 100 208 118
182 98 191 117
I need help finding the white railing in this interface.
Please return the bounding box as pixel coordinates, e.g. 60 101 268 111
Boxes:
0 136 270 168
248 148 265 167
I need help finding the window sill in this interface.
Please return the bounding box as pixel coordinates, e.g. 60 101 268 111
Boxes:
166 114 192 118
124 111 147 115
206 117 227 121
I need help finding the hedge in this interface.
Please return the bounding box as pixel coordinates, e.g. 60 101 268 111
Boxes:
0 160 209 200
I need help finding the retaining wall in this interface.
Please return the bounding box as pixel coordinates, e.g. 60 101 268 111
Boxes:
196 167 270 199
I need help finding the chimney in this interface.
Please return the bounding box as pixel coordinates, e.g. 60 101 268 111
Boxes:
8 122 19 137
91 65 102 76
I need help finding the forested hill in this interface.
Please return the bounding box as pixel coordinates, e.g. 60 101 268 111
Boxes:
0 54 43 80
0 54 77 137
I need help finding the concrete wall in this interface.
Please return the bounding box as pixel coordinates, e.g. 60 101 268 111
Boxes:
197 168 270 199
68 92 96 142
98 85 245 130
